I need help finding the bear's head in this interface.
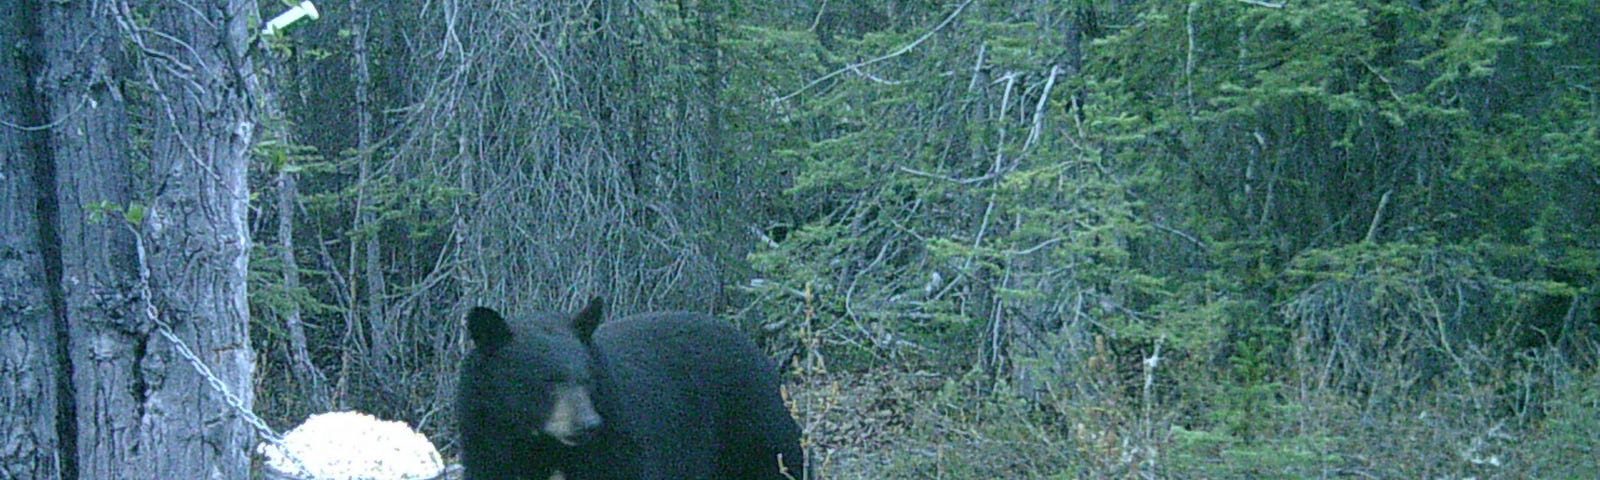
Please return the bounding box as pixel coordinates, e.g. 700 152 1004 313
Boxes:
462 297 605 447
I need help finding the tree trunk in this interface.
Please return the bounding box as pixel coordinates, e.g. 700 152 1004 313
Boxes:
0 2 64 478
696 0 731 311
38 1 142 478
278 167 329 410
349 0 395 382
131 0 261 477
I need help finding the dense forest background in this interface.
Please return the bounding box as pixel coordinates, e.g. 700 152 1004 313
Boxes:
251 0 1598 477
4 0 1596 478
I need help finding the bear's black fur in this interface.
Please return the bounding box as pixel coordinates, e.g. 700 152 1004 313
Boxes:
458 298 804 480
457 301 605 479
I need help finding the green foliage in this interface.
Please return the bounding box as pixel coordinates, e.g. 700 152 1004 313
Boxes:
1528 371 1600 477
247 242 341 334
250 0 1598 476
244 136 339 338
728 2 1595 474
84 200 147 227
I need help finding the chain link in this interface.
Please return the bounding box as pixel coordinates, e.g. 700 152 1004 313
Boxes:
130 224 315 476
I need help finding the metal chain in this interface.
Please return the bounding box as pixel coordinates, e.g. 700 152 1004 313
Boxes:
129 224 316 476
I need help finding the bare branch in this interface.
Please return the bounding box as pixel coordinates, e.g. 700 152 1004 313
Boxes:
896 165 996 185
1148 219 1209 251
967 44 986 92
1024 65 1062 151
1005 237 1064 257
807 0 828 32
1360 56 1406 105
1364 189 1392 243
848 63 903 85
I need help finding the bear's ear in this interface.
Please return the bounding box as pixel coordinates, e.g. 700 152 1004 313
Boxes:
573 296 604 344
466 307 513 350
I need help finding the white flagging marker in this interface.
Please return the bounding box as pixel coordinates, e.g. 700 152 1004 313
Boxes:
262 1 320 36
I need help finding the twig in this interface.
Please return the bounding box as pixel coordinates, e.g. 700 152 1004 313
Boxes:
0 94 89 131
987 266 1011 378
1148 219 1209 251
896 165 997 185
991 71 1019 176
1186 1 1197 109
1234 0 1285 7
774 0 975 104
966 195 997 273
967 44 986 92
848 63 902 85
807 0 828 32
1359 57 1405 105
1004 237 1064 257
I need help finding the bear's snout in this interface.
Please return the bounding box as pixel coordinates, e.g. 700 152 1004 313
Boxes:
572 409 602 443
543 384 602 446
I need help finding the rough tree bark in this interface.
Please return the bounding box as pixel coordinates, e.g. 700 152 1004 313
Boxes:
39 1 142 478
0 2 63 478
26 0 265 477
132 0 262 477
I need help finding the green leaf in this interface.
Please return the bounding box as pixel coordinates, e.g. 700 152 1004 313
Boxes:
123 203 146 226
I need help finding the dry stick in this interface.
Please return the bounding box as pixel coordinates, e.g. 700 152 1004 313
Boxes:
967 44 986 92
992 72 1018 174
806 0 828 32
773 0 975 104
896 165 995 185
1364 189 1392 243
847 63 902 85
1185 0 1197 110
1360 57 1406 105
1024 65 1062 151
1148 220 1209 251
988 264 1012 379
1140 337 1164 471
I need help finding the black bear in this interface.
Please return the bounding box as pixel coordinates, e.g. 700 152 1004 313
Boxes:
458 297 804 480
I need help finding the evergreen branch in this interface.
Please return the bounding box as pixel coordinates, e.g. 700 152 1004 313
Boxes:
774 0 975 104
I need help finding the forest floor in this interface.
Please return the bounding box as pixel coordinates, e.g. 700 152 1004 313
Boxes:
789 370 925 479
787 364 1600 479
788 368 1067 479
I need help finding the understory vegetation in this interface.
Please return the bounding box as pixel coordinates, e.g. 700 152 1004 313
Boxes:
248 1 1597 478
